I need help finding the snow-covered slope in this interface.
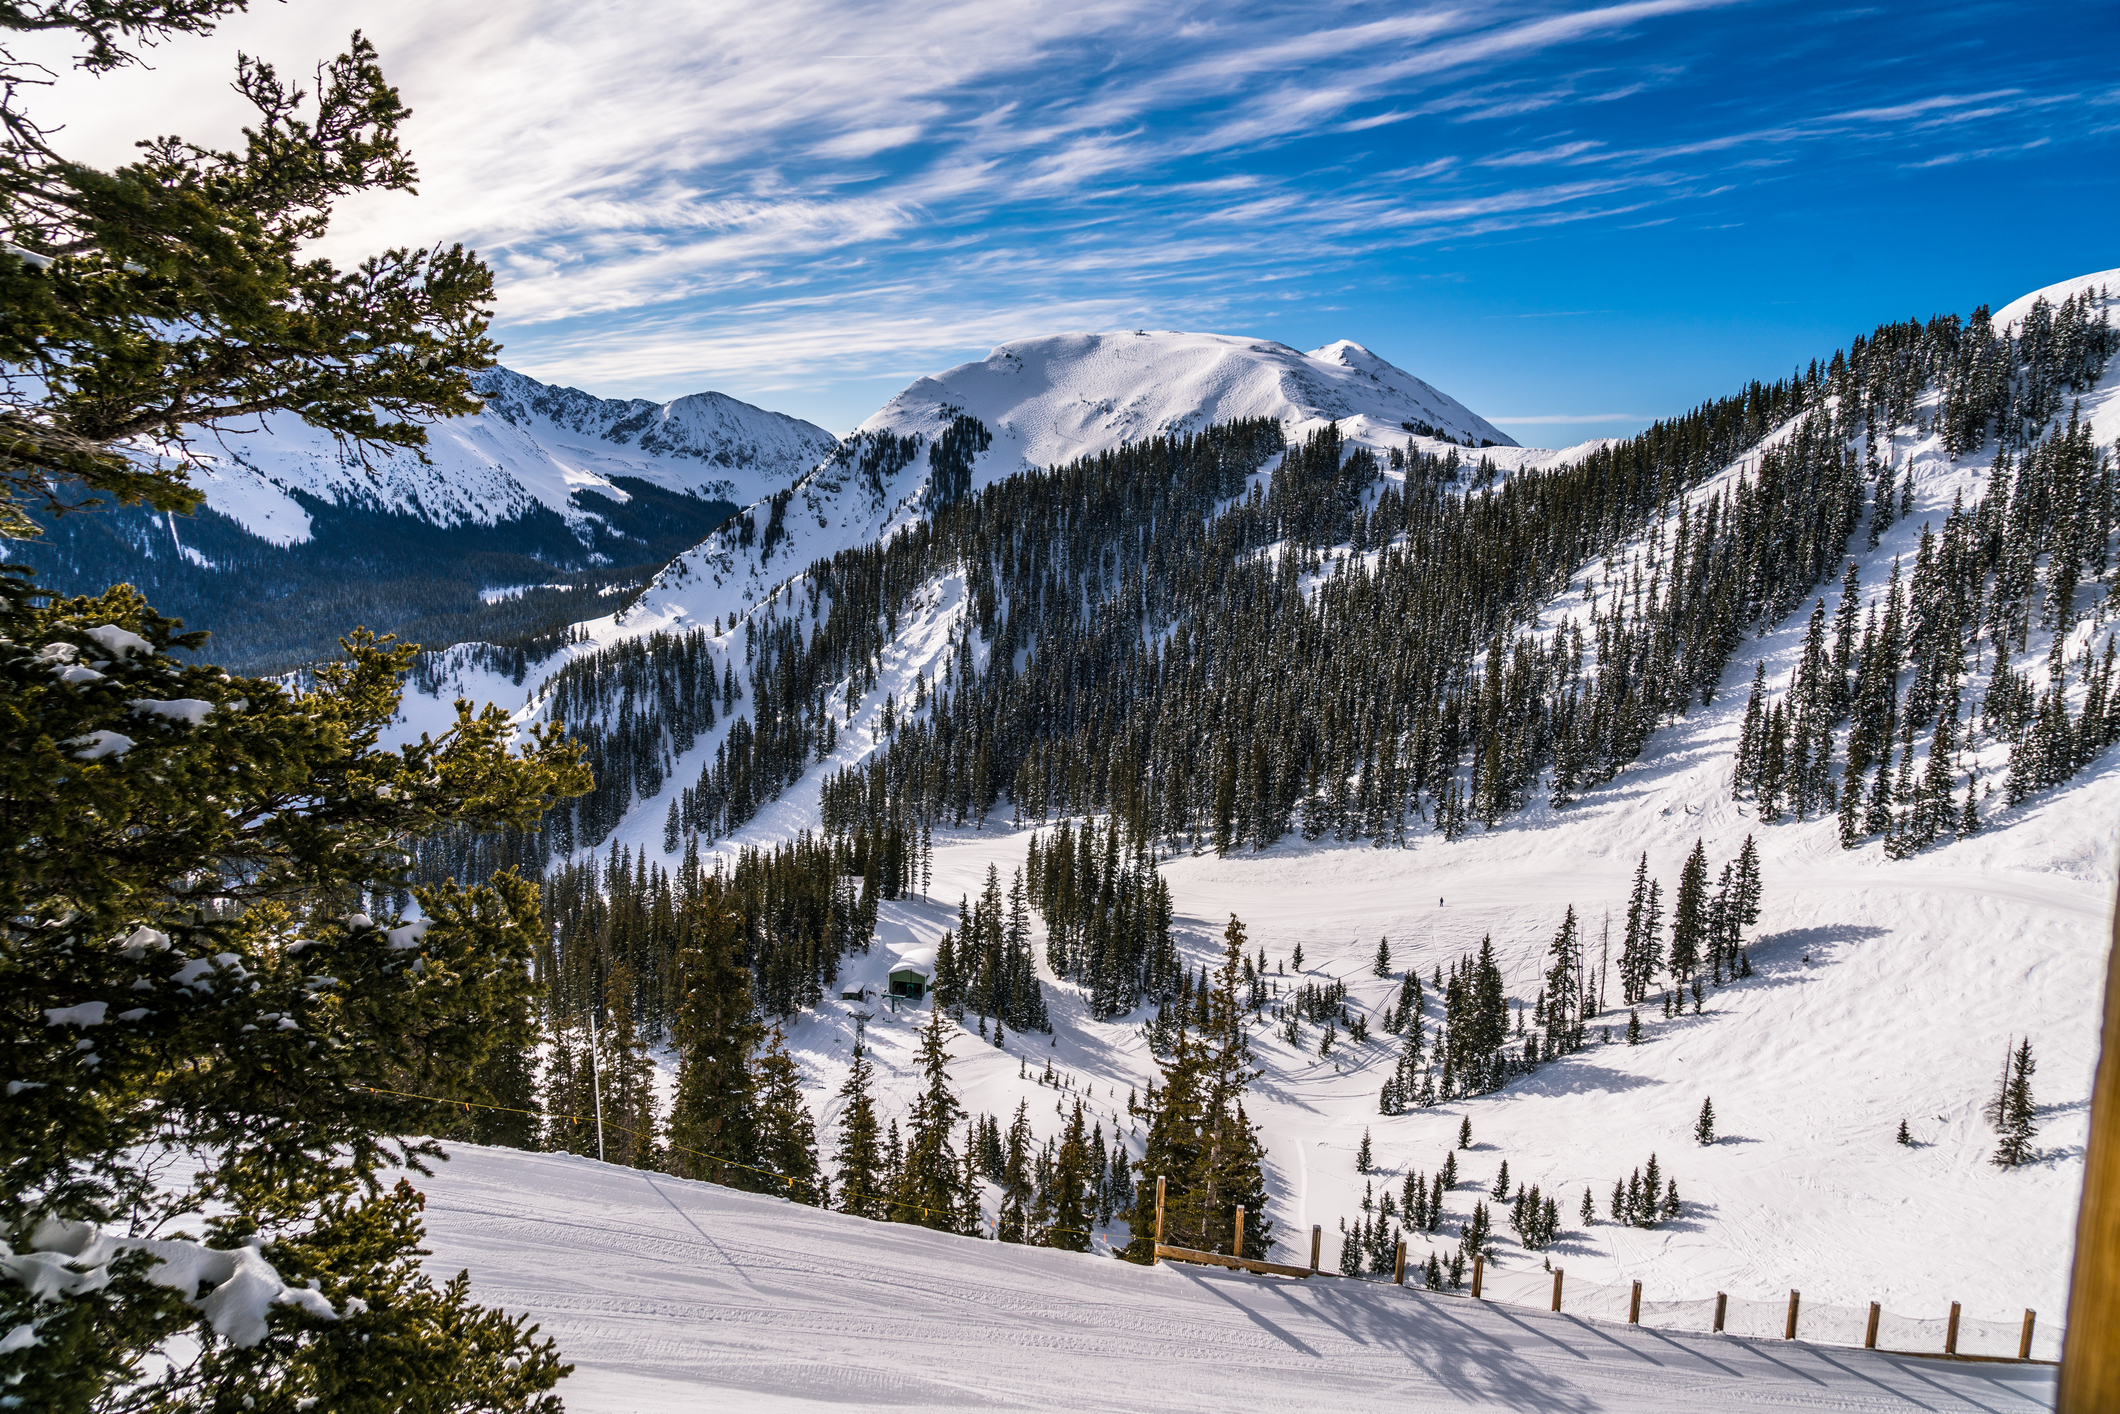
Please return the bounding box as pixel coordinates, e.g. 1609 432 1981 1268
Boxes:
381 274 2120 1401
175 366 837 547
411 1141 2055 1412
413 270 2117 1351
601 332 1567 640
864 330 1516 477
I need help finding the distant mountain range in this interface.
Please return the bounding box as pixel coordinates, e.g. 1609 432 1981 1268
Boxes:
13 332 1553 671
7 368 836 671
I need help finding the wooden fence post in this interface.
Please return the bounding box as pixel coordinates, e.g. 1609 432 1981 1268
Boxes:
1551 1268 1565 1313
1945 1301 1961 1356
1865 1302 1881 1350
1154 1176 1166 1264
2057 870 2120 1412
1393 1240 1407 1286
1310 1224 1321 1273
1629 1280 1642 1324
1472 1253 1484 1298
1785 1290 1801 1340
2020 1309 2036 1361
1713 1293 1727 1333
1234 1206 1245 1259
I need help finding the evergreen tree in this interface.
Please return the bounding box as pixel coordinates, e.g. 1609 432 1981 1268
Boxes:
1694 1097 1716 1146
1373 935 1393 977
1895 1118 1913 1147
896 1004 970 1231
595 961 660 1169
1038 1099 1094 1251
1124 915 1273 1262
1993 1039 2039 1167
668 897 764 1188
1669 840 1709 979
997 1101 1034 1243
0 590 586 1411
0 6 589 1401
0 12 498 542
753 1026 825 1205
832 1043 886 1219
1357 1128 1373 1173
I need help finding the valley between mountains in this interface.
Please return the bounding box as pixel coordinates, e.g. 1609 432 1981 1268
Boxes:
294 268 2120 1407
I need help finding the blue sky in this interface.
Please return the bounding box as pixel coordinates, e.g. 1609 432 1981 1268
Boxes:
37 0 2120 441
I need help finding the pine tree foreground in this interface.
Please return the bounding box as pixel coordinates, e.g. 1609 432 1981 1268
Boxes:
0 6 601 1405
2 587 590 1410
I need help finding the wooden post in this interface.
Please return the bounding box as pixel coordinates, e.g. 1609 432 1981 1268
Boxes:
1713 1292 1727 1333
1785 1290 1801 1340
1471 1253 1484 1298
2058 871 2120 1412
2020 1309 2036 1361
1310 1224 1321 1273
1629 1280 1642 1324
1865 1302 1881 1349
1551 1268 1565 1313
1233 1206 1245 1259
1393 1239 1407 1286
1154 1176 1166 1264
1945 1301 1961 1356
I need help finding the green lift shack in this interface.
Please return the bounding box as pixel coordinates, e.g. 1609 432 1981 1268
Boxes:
888 962 931 1002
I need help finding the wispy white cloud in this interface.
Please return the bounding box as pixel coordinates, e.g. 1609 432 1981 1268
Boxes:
22 0 2107 400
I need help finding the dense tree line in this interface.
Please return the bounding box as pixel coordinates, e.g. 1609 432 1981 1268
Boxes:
932 863 1052 1034
1024 816 1182 1017
1734 398 2120 851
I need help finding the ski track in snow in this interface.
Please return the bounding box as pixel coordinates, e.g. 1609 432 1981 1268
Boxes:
412 1143 2055 1413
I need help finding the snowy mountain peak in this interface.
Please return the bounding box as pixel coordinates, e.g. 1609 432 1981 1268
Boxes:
854 330 1515 491
472 368 839 479
612 329 1530 639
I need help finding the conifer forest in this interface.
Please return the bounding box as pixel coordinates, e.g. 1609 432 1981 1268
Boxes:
12 0 2117 1406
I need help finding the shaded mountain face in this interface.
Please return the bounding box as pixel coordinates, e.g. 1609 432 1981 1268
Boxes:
7 368 838 672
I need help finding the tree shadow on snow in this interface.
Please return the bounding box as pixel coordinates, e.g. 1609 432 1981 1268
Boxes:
1737 923 1891 984
1505 1062 1661 1099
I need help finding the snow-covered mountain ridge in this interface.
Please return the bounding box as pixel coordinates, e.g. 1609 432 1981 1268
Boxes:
174 365 838 548
602 331 1593 641
8 366 841 670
